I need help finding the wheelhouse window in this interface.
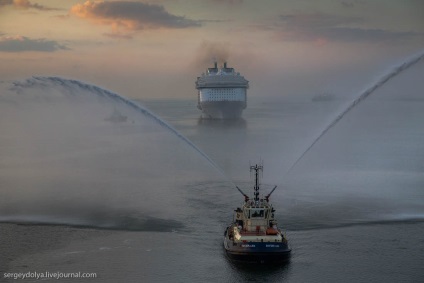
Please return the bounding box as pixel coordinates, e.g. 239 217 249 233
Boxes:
249 209 264 218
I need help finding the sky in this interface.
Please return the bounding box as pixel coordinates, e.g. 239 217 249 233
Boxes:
0 0 423 99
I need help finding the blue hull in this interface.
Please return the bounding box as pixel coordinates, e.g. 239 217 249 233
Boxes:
224 238 291 263
225 249 291 263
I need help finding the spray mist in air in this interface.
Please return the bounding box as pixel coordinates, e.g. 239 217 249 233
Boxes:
12 76 234 186
288 50 424 172
0 76 239 230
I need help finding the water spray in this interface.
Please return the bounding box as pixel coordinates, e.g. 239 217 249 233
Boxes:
288 50 424 173
11 76 236 188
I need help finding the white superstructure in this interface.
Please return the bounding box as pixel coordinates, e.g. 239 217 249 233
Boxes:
195 62 249 119
199 87 245 102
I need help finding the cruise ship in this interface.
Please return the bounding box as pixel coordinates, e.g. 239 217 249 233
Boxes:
195 62 249 119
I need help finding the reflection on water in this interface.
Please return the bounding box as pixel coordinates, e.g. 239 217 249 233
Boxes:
197 117 247 128
226 254 292 282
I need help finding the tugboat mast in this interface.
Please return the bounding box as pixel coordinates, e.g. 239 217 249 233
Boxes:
250 164 263 202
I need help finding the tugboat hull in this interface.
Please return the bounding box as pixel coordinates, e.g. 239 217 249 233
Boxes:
225 250 291 263
223 233 291 262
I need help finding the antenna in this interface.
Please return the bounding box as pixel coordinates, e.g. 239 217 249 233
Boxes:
250 164 263 202
249 160 252 179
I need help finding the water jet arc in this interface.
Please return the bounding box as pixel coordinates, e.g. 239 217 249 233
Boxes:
12 76 234 186
288 50 424 173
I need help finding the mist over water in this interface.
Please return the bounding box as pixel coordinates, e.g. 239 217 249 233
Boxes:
279 53 424 229
289 50 424 172
1 55 424 283
0 77 227 231
143 53 424 231
1 52 424 234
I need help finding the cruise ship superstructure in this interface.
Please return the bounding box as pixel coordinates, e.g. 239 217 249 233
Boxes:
195 62 249 119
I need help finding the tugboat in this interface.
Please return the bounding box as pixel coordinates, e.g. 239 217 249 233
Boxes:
224 164 291 262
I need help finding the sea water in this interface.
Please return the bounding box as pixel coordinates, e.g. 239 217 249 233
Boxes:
1 58 424 282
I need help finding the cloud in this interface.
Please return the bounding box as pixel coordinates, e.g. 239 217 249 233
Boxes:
274 13 422 43
70 0 201 34
0 36 69 52
0 0 13 6
207 0 243 4
103 32 134 39
0 0 57 11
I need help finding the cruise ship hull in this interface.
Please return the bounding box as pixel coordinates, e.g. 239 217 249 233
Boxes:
198 101 245 119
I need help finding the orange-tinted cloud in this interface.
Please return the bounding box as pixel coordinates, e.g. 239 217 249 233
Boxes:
0 0 57 11
70 0 201 34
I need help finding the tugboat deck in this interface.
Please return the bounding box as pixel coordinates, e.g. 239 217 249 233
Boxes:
239 231 266 236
